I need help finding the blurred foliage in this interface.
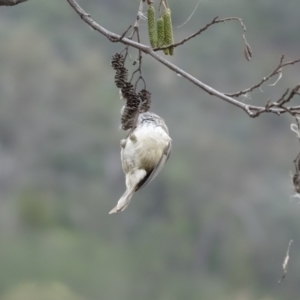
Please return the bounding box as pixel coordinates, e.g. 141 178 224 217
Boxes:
0 0 300 300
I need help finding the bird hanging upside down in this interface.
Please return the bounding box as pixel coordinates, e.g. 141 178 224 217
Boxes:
109 112 172 214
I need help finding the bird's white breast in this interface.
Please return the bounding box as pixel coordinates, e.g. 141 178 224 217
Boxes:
121 125 170 174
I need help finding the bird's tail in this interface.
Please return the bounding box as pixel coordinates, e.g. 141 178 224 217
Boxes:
109 186 135 214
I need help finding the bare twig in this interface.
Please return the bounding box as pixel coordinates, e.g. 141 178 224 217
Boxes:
129 0 145 90
109 25 132 43
272 86 299 110
251 85 300 118
154 16 250 53
66 0 300 118
226 55 300 97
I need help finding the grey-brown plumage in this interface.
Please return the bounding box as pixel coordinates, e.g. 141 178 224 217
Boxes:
109 112 172 214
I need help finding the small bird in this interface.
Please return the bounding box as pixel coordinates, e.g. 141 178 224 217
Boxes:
109 111 172 214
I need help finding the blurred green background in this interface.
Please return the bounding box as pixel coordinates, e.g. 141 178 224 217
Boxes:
0 0 300 299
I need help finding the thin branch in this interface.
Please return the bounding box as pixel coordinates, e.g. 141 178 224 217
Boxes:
226 55 300 97
131 0 144 89
154 17 249 52
254 85 300 118
0 0 27 5
66 0 300 118
110 25 132 43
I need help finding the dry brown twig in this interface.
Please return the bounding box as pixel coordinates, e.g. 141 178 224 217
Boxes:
226 55 300 98
66 0 300 119
252 84 300 118
128 0 146 90
154 16 252 59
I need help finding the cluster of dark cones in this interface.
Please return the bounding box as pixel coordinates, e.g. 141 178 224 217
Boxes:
111 53 151 130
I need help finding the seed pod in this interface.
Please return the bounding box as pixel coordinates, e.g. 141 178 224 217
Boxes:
147 5 157 48
111 53 128 89
163 8 174 55
120 82 140 130
156 17 168 55
138 89 151 112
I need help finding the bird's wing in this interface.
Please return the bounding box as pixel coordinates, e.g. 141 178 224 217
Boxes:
136 140 172 191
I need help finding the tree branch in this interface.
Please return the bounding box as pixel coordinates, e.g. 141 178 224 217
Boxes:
66 0 300 118
0 0 28 6
226 55 300 97
154 16 250 56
